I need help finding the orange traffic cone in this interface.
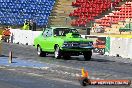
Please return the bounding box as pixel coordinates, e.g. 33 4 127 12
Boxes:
81 68 89 78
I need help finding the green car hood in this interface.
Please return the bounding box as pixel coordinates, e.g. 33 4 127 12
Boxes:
56 33 92 42
62 37 92 42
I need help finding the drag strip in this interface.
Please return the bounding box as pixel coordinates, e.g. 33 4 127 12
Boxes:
2 42 132 81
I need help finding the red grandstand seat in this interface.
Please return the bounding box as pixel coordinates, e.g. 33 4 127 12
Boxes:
100 23 106 26
102 17 108 20
105 20 111 23
69 13 73 16
112 19 118 24
72 1 81 7
79 15 87 19
77 8 82 12
76 0 80 2
74 12 80 16
79 21 86 27
121 8 126 12
125 2 132 6
115 7 121 10
85 3 90 8
81 8 87 13
74 9 79 13
95 19 101 23
70 0 123 27
119 11 124 15
73 18 87 27
79 0 85 3
71 20 79 26
119 17 125 21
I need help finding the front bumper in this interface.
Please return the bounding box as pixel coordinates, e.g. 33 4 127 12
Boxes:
61 46 94 52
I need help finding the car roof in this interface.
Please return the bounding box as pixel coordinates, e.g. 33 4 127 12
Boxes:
50 27 75 29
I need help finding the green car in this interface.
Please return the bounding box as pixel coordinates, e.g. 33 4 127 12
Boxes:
34 27 94 61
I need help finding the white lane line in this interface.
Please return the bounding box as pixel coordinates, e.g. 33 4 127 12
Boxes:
0 66 6 69
7 69 16 71
40 67 49 70
26 73 43 77
32 67 49 69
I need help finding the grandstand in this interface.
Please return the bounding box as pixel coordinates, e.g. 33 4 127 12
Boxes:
69 0 122 27
49 0 132 35
0 0 55 27
93 1 132 34
0 0 131 35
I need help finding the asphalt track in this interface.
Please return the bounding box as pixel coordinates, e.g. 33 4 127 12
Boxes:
0 68 81 88
1 42 132 88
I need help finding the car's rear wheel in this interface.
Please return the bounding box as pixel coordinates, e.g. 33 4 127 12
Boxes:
83 51 92 61
37 46 46 57
54 45 62 59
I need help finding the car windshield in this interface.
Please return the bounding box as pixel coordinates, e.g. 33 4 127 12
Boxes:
54 28 79 36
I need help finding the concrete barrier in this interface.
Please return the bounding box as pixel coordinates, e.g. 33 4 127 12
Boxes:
83 35 132 59
127 39 132 58
108 37 132 59
10 29 42 45
10 29 21 44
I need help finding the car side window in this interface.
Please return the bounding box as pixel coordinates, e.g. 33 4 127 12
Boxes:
43 28 52 37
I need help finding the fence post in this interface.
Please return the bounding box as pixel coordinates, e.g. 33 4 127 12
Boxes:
9 51 12 63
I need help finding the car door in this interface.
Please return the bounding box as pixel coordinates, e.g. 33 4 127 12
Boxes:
39 28 48 51
41 28 54 52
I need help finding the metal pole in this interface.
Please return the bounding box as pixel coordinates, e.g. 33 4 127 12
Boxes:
8 51 12 63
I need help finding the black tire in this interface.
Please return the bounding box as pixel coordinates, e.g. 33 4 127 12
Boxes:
54 45 62 59
37 46 46 57
83 51 92 61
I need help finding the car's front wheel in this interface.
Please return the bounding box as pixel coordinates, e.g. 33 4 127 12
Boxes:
37 46 46 57
54 45 62 59
83 51 92 61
